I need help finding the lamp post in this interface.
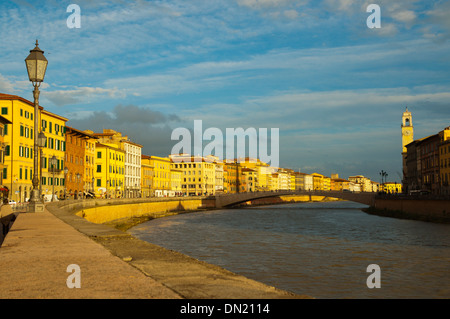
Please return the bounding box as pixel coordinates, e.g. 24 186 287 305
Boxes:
76 173 81 199
64 167 68 199
25 40 48 212
50 155 57 201
38 132 46 202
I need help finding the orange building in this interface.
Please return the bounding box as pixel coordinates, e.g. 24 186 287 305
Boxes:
65 126 92 199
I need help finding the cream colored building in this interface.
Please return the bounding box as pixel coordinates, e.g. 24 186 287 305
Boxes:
170 154 217 196
93 129 142 198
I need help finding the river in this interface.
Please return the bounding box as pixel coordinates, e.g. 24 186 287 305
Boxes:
128 201 450 299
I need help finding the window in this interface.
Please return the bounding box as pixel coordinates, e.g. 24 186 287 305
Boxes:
97 165 102 173
1 107 7 115
97 151 102 158
97 179 101 187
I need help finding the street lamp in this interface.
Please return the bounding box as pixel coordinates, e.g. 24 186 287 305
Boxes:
64 167 68 199
76 173 81 199
38 132 46 202
25 40 48 212
50 156 57 201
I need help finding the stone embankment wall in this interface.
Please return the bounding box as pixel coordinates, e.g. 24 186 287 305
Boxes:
0 205 17 246
74 198 215 224
371 198 450 223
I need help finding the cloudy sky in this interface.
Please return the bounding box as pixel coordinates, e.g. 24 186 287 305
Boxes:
1 0 449 182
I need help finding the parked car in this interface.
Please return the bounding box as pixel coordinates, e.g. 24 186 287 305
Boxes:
8 200 17 205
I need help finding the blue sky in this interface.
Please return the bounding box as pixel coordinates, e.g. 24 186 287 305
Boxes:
1 0 450 182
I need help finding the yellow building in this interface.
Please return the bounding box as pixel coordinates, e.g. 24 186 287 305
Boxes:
0 93 68 202
141 161 153 198
170 154 216 196
311 173 324 190
323 176 331 191
331 178 350 191
0 115 12 191
215 160 224 193
93 129 142 198
269 173 279 191
257 165 277 191
287 169 296 191
41 110 68 200
382 182 402 194
439 127 450 195
94 143 125 198
223 162 239 194
277 169 290 190
170 168 183 195
142 155 171 196
241 168 257 192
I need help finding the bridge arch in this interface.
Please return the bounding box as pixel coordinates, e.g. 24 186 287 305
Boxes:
214 190 375 208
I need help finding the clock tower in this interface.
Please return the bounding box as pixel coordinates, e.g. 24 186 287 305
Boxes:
401 107 414 187
402 107 414 153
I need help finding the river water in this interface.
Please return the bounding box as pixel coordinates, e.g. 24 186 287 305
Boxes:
129 201 450 298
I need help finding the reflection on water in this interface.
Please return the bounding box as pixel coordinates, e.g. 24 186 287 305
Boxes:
129 201 450 298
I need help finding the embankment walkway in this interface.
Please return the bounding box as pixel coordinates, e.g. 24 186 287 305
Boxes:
0 204 307 299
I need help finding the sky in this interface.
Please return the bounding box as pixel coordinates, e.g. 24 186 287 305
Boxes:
0 0 450 182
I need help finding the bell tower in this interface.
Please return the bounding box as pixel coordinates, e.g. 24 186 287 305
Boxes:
401 107 414 186
401 107 414 153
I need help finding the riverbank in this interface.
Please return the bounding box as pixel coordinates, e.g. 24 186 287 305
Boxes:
40 202 310 299
104 195 341 231
363 206 450 224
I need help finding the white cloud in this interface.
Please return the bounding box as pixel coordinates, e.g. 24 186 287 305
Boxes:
43 87 126 107
284 9 298 19
237 0 294 8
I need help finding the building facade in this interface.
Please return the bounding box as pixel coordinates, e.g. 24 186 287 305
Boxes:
94 143 125 198
65 127 94 199
93 130 142 198
0 93 68 202
170 154 217 196
439 127 450 195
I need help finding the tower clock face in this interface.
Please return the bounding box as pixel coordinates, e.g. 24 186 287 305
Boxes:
404 130 411 136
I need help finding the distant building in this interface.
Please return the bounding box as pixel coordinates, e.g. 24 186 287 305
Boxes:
169 154 217 196
439 127 450 195
92 129 142 198
331 178 349 191
401 107 414 182
403 108 449 195
348 175 373 192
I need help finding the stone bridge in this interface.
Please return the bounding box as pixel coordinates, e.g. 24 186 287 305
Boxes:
214 190 376 208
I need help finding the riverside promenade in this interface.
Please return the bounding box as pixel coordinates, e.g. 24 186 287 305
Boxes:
0 202 307 299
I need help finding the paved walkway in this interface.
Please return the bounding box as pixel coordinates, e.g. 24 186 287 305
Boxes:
0 204 308 299
0 208 181 299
